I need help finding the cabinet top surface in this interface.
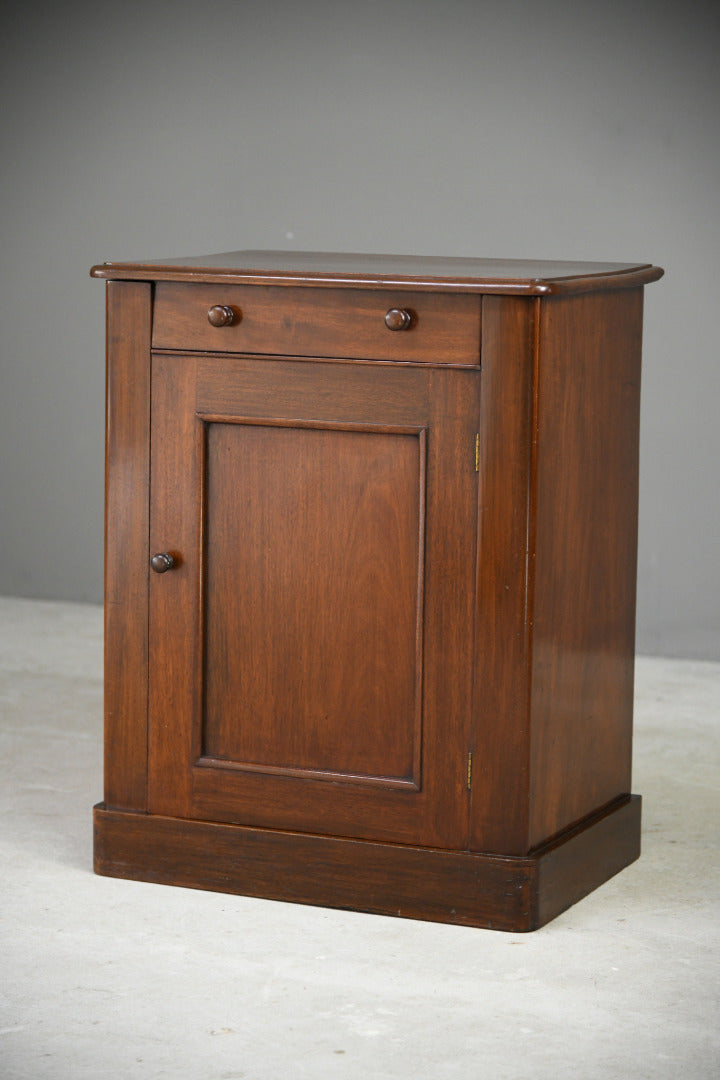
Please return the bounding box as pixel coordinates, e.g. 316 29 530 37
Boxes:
90 250 663 294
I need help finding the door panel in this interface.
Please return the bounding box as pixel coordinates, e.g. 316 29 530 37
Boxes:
148 353 480 848
202 419 425 789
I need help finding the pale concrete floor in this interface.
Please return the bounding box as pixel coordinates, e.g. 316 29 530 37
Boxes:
0 596 718 1080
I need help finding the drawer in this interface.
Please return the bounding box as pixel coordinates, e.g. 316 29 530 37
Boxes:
152 282 481 366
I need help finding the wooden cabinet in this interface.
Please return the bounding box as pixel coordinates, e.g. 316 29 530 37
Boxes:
92 251 663 931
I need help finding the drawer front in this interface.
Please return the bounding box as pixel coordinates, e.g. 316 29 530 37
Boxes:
152 283 481 366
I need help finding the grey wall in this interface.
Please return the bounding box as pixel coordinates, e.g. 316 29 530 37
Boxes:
1 0 718 659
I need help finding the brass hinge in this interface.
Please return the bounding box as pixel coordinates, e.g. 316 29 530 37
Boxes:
474 433 480 472
466 751 473 791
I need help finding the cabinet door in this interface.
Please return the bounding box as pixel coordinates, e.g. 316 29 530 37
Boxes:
148 353 479 849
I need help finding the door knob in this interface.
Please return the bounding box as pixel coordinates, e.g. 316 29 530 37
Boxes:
150 552 175 574
384 307 413 331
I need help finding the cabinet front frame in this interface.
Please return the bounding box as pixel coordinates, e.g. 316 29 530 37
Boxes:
102 283 542 853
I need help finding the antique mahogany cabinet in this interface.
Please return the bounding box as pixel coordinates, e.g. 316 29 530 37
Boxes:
91 251 663 931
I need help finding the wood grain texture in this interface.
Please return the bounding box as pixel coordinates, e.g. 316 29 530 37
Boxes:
535 796 641 927
148 354 481 849
93 795 640 932
470 292 645 855
147 352 199 820
96 254 661 929
528 289 644 846
152 282 481 365
91 251 663 295
469 296 535 854
202 420 425 788
103 281 152 811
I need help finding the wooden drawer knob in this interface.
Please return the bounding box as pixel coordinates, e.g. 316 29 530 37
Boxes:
207 304 237 327
384 308 413 331
150 552 175 574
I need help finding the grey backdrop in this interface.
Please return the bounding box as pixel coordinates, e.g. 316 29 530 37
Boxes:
1 0 718 659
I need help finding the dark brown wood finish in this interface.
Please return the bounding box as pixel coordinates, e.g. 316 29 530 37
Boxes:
94 251 662 930
152 282 481 365
148 353 480 848
470 290 646 855
93 796 641 932
103 281 152 811
202 422 424 786
469 296 536 854
92 251 663 295
535 796 641 928
528 289 644 846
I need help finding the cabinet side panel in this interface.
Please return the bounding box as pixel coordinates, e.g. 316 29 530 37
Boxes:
469 297 535 854
104 281 152 810
529 289 643 847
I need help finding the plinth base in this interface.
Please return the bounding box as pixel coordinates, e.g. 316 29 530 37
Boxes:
93 795 640 932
